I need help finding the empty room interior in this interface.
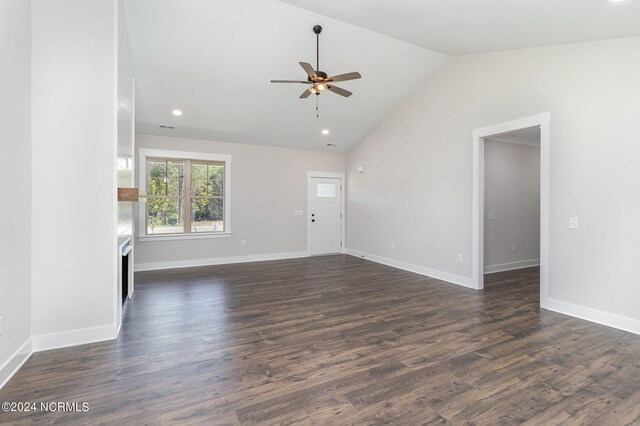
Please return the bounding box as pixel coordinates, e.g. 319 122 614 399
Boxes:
2 0 640 424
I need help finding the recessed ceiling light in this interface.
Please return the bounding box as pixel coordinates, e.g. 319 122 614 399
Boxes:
172 109 183 116
321 129 330 135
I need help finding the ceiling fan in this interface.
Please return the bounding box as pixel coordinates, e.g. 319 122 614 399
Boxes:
271 25 362 99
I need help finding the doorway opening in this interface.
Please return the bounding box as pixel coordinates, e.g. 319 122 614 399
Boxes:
307 171 345 256
483 128 541 297
472 113 550 308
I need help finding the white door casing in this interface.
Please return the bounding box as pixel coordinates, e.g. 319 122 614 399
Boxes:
307 172 345 256
472 113 550 309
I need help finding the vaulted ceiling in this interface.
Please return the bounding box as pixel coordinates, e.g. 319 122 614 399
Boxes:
279 0 640 55
123 0 640 151
123 0 447 152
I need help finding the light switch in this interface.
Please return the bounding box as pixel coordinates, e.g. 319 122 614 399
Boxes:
487 212 495 220
569 217 579 229
357 166 365 173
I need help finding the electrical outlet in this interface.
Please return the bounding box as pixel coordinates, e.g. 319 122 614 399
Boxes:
569 217 579 229
390 242 395 249
457 254 463 263
241 240 246 247
512 243 516 252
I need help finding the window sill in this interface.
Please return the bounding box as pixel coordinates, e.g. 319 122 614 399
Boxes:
137 232 232 242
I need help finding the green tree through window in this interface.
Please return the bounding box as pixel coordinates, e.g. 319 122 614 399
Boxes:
145 157 225 235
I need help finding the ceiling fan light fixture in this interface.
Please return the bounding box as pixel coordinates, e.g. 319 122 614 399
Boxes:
270 25 362 105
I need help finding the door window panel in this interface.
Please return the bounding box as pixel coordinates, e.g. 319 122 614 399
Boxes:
317 183 337 198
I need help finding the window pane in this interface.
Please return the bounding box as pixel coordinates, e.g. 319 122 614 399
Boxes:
145 156 227 236
191 162 208 196
317 183 337 198
147 160 166 196
147 198 184 234
209 164 224 197
191 198 224 233
166 161 184 197
147 160 184 197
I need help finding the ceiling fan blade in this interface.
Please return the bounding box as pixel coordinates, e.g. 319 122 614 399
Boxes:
327 85 352 97
299 89 312 99
327 72 361 83
270 80 308 83
299 62 317 79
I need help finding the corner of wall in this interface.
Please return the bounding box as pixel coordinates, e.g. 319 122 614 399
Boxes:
346 249 474 289
0 339 33 391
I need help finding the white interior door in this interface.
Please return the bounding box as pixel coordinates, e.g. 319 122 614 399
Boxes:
309 177 342 255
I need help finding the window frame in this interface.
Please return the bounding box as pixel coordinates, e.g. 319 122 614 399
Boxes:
138 148 232 241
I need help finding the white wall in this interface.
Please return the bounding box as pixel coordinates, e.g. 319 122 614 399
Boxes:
31 0 118 347
347 36 640 325
134 134 345 270
118 0 135 238
484 140 540 272
0 0 32 386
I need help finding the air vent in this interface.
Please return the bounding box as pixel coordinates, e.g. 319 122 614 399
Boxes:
158 124 175 129
326 143 337 147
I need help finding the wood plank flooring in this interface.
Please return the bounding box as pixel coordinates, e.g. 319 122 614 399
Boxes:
1 255 639 425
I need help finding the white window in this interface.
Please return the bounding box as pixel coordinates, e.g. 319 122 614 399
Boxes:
316 182 337 198
138 149 231 240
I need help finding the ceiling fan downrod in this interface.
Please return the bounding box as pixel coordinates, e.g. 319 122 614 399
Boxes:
314 25 322 118
313 25 322 72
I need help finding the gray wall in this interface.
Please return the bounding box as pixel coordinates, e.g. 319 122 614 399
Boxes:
31 0 118 340
0 0 31 384
346 36 640 323
134 134 346 270
484 140 540 272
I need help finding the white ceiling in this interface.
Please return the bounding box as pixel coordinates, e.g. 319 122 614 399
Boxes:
123 0 447 152
487 127 541 146
509 127 541 141
279 0 640 55
124 1 640 152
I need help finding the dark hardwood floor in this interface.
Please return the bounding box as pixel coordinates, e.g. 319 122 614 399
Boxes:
1 255 639 425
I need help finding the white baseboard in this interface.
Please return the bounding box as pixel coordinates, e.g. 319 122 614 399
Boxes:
32 324 118 352
484 259 540 274
346 249 474 289
543 298 640 336
0 338 33 390
347 249 639 336
135 251 310 272
1 325 117 390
